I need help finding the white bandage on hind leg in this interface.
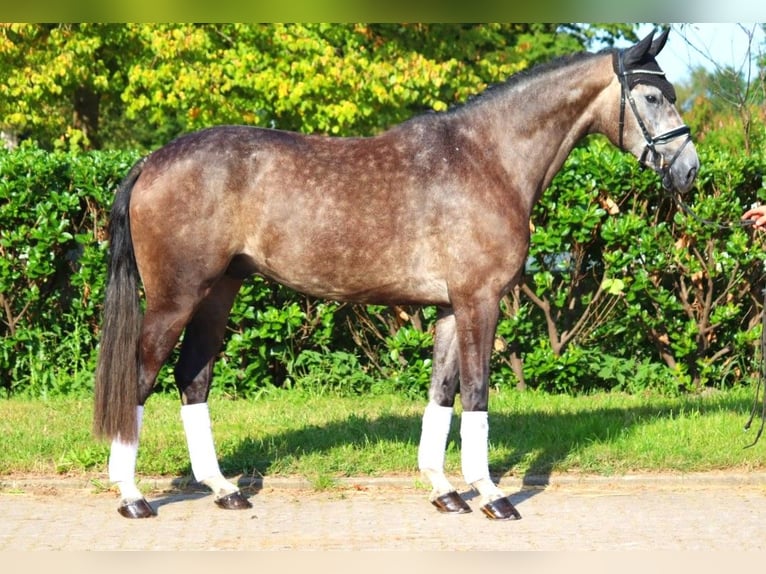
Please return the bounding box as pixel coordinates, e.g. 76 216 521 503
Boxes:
108 405 144 501
418 401 453 471
417 401 455 496
181 403 237 496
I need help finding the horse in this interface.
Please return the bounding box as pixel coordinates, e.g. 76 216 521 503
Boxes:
93 29 698 520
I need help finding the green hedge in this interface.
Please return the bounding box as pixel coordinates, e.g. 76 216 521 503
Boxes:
2 139 765 398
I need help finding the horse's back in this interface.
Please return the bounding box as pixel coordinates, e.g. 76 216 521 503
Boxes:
127 122 524 306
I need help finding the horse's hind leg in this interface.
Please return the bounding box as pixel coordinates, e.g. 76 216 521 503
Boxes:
174 275 251 510
418 308 471 513
110 298 197 518
109 407 152 517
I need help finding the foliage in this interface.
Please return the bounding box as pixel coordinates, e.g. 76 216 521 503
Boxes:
0 23 635 151
2 139 765 399
0 145 139 396
512 138 766 394
2 22 765 400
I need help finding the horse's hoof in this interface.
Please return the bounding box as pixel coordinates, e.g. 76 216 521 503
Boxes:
480 496 521 520
431 491 472 514
214 491 252 510
117 498 157 519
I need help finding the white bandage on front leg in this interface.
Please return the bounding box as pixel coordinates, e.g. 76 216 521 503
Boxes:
108 405 144 502
417 401 456 498
180 403 238 498
460 410 505 504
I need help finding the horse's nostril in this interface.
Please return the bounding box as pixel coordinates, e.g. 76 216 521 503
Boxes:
687 165 698 185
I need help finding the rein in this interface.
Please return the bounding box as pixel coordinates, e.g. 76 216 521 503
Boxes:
744 287 766 447
667 186 766 447
664 188 766 447
664 189 766 446
614 50 766 445
668 191 756 231
670 193 766 448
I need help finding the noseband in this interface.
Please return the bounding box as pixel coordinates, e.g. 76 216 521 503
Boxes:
615 50 692 185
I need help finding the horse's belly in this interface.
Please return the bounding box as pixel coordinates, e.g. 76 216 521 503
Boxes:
263 266 450 306
259 262 449 305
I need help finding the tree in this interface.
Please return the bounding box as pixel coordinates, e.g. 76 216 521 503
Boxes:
1 23 636 151
672 23 766 155
0 24 141 150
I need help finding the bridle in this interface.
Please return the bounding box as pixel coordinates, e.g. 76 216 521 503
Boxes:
615 49 692 187
615 51 753 231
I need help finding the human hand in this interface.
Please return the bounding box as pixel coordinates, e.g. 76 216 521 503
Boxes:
742 204 766 228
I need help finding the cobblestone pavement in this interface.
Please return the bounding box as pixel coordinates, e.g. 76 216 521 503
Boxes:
1 473 765 550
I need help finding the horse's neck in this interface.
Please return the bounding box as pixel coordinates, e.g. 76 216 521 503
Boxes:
467 53 615 210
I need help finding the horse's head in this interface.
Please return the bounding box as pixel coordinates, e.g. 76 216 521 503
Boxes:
611 29 699 193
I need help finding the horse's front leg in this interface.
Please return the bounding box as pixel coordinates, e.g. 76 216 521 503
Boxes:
418 308 471 513
175 275 251 510
454 293 521 521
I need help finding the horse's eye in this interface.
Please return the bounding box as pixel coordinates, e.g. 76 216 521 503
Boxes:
645 94 660 105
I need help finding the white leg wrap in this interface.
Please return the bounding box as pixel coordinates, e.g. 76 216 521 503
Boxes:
108 405 144 501
460 410 504 503
472 477 505 504
417 401 455 497
181 403 238 497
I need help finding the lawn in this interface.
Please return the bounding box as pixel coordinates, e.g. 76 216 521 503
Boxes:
1 385 764 488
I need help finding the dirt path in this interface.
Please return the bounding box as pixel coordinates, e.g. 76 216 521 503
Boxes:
2 473 765 550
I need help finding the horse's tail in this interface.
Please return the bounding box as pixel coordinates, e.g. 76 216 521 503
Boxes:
93 158 146 444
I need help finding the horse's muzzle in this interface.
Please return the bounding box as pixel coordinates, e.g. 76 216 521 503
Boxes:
666 157 699 194
659 135 698 194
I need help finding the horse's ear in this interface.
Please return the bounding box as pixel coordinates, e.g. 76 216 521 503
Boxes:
649 28 670 57
623 31 655 66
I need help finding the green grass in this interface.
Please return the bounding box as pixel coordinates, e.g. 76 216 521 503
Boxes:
1 386 764 485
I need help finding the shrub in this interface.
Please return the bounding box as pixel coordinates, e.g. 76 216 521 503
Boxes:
1 139 764 398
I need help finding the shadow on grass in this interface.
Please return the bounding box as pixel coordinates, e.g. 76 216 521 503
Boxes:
196 390 757 502
114 385 758 516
